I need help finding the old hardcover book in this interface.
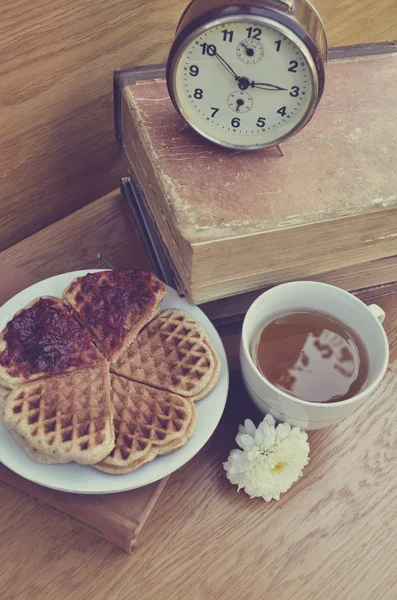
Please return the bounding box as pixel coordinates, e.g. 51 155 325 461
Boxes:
121 176 397 323
115 43 397 305
0 262 169 553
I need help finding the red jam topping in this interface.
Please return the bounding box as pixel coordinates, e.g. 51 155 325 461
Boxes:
71 270 164 349
0 297 100 378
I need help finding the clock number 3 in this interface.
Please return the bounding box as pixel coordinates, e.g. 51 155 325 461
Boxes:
290 86 300 97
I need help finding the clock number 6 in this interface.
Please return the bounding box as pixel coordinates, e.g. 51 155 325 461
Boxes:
231 117 240 128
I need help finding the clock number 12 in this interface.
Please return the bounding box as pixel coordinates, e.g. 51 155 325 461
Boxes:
246 27 262 40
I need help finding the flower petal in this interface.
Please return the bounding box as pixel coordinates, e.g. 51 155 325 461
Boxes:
243 419 257 437
276 422 291 441
264 413 276 427
236 433 255 450
254 427 266 445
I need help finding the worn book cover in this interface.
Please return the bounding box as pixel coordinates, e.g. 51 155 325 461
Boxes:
115 43 397 304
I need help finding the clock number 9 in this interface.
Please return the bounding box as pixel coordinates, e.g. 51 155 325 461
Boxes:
189 65 199 77
200 43 217 56
231 118 240 128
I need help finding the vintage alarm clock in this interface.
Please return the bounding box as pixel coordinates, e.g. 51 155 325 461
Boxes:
166 0 327 150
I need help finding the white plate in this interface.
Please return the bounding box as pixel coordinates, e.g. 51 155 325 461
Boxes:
0 270 229 494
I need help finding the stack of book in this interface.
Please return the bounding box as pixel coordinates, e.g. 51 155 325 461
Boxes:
115 43 397 309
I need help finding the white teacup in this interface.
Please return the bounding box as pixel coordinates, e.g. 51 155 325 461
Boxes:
240 281 389 430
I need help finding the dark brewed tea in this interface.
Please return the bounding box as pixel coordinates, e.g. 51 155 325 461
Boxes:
252 311 369 403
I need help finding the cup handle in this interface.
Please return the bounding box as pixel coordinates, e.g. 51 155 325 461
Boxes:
368 304 385 324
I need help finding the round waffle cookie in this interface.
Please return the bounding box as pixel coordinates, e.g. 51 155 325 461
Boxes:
94 375 197 475
111 309 221 401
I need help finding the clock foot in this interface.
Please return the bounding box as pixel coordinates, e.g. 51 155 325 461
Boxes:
177 124 191 134
276 144 284 157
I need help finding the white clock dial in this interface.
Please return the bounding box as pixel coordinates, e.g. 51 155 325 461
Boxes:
172 18 317 149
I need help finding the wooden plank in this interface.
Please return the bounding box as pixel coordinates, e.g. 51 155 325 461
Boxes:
0 189 151 278
0 0 187 251
0 0 396 250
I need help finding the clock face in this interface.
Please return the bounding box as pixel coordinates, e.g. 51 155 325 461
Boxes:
171 17 317 148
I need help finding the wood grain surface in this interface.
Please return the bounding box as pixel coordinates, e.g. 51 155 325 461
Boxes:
0 195 397 599
0 189 151 277
1 0 396 251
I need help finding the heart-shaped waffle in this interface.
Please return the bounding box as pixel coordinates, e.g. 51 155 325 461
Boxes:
0 296 105 389
2 364 114 465
63 270 166 362
111 309 221 401
94 375 196 474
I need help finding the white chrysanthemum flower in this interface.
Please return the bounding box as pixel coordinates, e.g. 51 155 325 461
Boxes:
223 414 309 501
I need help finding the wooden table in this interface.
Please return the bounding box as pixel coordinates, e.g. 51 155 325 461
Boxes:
1 190 397 600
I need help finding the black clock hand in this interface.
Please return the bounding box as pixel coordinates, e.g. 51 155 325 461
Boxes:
252 82 288 91
215 52 239 80
241 42 254 57
236 98 244 112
